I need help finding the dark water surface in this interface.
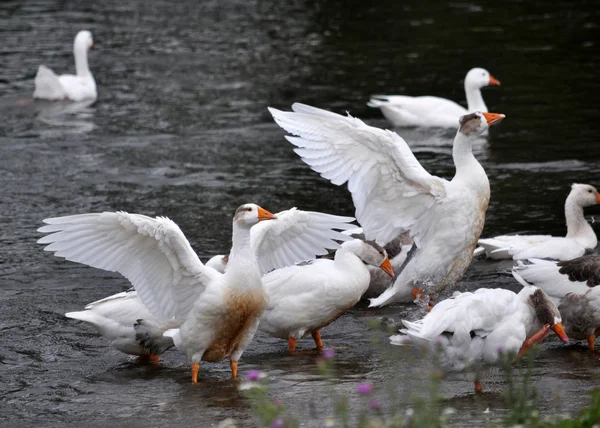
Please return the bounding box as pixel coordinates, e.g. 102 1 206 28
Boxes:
1 0 599 426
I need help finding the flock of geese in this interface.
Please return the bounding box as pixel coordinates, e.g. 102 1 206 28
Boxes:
35 31 599 392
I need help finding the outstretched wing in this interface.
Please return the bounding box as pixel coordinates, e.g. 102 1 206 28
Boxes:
251 207 355 275
269 103 447 245
38 212 220 321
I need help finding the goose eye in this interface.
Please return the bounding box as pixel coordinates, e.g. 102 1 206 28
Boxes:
246 207 252 212
588 190 593 193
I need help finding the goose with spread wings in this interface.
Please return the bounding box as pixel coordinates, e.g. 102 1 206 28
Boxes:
269 104 504 307
38 204 354 382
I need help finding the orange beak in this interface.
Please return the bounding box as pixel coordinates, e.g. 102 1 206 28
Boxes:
488 75 500 86
90 44 96 50
379 257 394 277
257 206 277 221
411 287 423 300
596 193 600 204
551 323 569 344
482 112 505 126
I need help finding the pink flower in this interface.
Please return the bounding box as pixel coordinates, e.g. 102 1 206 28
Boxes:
246 370 260 381
357 382 373 395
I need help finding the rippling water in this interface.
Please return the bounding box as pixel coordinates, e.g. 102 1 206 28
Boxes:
1 0 599 426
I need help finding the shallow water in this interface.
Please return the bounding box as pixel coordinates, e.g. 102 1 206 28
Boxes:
1 0 599 426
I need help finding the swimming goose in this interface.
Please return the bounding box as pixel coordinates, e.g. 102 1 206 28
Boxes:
367 68 500 128
259 239 394 352
512 256 600 350
269 104 504 307
478 183 599 261
391 286 568 393
33 30 97 102
38 204 354 383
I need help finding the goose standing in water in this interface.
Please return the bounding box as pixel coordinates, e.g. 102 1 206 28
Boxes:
259 239 394 352
478 183 599 261
33 30 97 102
391 287 568 393
513 256 600 350
39 205 354 382
270 104 504 306
367 68 500 128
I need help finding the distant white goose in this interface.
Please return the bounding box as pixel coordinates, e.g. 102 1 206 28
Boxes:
259 239 393 352
512 256 600 350
478 183 599 261
39 205 354 383
66 290 177 363
205 254 228 273
33 30 97 102
368 68 500 128
269 104 504 307
391 286 568 393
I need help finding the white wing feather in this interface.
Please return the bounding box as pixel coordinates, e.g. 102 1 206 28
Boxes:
251 207 355 275
33 65 67 100
269 103 447 245
38 212 220 321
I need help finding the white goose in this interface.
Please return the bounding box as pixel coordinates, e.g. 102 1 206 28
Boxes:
259 239 394 352
342 229 412 300
367 68 500 128
269 104 504 307
391 286 568 392
39 204 354 383
33 30 97 102
512 256 600 350
478 183 599 261
65 290 177 363
64 255 225 362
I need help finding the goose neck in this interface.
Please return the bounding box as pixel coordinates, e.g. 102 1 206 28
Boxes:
464 84 487 112
74 44 91 77
565 198 597 247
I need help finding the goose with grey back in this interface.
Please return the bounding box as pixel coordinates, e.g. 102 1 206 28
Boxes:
259 239 393 353
367 68 500 128
512 255 600 350
33 30 97 102
269 104 504 307
38 204 355 382
391 286 568 393
479 183 599 261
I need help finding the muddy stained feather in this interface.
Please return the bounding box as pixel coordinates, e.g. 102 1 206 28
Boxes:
202 289 266 362
529 289 556 325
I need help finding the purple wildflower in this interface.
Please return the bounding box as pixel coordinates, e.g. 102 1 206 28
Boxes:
270 418 285 428
322 349 336 359
246 369 260 381
357 382 373 395
369 399 381 410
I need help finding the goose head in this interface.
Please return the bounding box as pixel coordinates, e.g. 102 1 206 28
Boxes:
567 183 600 208
458 111 505 137
234 203 276 227
341 239 394 277
74 30 95 52
519 286 569 343
465 67 500 90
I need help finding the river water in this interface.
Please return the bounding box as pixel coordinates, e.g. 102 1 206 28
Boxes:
1 0 599 426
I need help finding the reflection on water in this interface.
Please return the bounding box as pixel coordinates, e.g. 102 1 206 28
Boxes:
0 0 599 426
35 99 97 136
